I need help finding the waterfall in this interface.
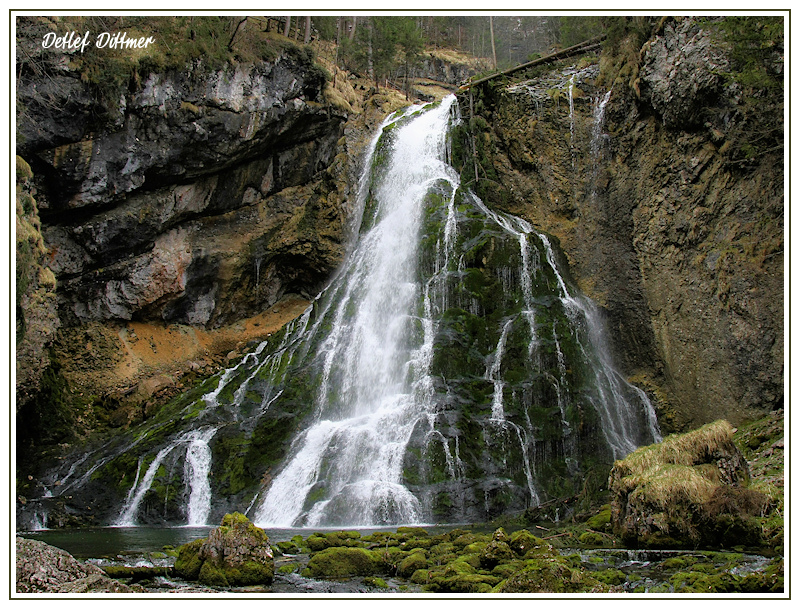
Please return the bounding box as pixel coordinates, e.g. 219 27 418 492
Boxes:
487 318 514 421
25 92 661 529
116 443 178 526
184 427 219 526
249 94 659 526
255 99 459 527
115 427 218 526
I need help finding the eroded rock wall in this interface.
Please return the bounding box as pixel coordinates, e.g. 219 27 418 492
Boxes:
458 18 783 430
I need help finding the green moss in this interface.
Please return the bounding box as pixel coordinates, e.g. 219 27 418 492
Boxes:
397 552 428 578
585 505 612 530
305 547 383 579
364 576 389 588
578 531 605 546
174 538 204 580
593 568 627 586
198 561 229 587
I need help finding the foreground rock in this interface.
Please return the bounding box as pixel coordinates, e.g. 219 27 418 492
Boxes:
609 420 772 549
16 537 134 593
174 513 274 587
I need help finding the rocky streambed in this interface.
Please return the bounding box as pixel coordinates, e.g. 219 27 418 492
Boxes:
17 522 782 595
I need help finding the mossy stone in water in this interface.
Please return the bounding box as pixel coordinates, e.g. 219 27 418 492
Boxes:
397 551 428 578
173 513 274 587
305 547 383 579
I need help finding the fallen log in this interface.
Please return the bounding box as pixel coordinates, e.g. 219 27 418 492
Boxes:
458 34 606 91
101 565 174 582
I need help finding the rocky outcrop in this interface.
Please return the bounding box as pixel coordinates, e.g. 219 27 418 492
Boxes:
20 51 346 330
15 24 362 446
457 17 783 431
637 19 730 129
16 537 135 593
174 513 274 587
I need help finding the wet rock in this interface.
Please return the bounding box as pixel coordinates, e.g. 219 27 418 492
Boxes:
16 537 134 593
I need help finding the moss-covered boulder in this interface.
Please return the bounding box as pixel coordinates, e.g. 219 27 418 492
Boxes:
306 530 363 552
508 529 544 556
173 513 273 587
493 557 607 593
304 547 384 579
609 420 771 549
397 550 428 578
479 539 516 569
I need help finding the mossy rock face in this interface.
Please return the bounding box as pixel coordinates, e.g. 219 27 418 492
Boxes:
173 513 274 587
305 547 383 579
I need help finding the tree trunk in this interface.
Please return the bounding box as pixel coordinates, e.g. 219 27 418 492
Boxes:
283 16 291 37
349 16 357 41
489 16 497 69
304 16 312 44
366 18 375 88
228 17 247 51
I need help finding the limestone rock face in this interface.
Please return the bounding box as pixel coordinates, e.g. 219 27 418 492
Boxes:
459 16 783 431
638 19 730 129
19 44 347 331
174 513 274 587
16 537 133 593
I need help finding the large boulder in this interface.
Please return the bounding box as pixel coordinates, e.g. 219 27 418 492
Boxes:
174 512 274 587
16 537 133 593
609 420 771 548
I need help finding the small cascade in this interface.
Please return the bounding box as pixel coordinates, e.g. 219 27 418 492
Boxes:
568 73 576 168
115 426 219 526
539 233 659 458
591 89 612 158
116 443 178 526
184 427 219 526
487 318 514 421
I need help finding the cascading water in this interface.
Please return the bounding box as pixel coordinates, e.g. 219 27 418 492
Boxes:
255 100 460 527
21 92 660 531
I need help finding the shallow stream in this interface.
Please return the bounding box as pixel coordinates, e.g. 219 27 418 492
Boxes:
19 526 774 595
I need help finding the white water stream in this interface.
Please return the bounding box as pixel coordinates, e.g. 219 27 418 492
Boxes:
255 99 460 527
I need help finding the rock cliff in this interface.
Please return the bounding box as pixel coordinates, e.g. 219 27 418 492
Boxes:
455 17 783 431
16 23 358 440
